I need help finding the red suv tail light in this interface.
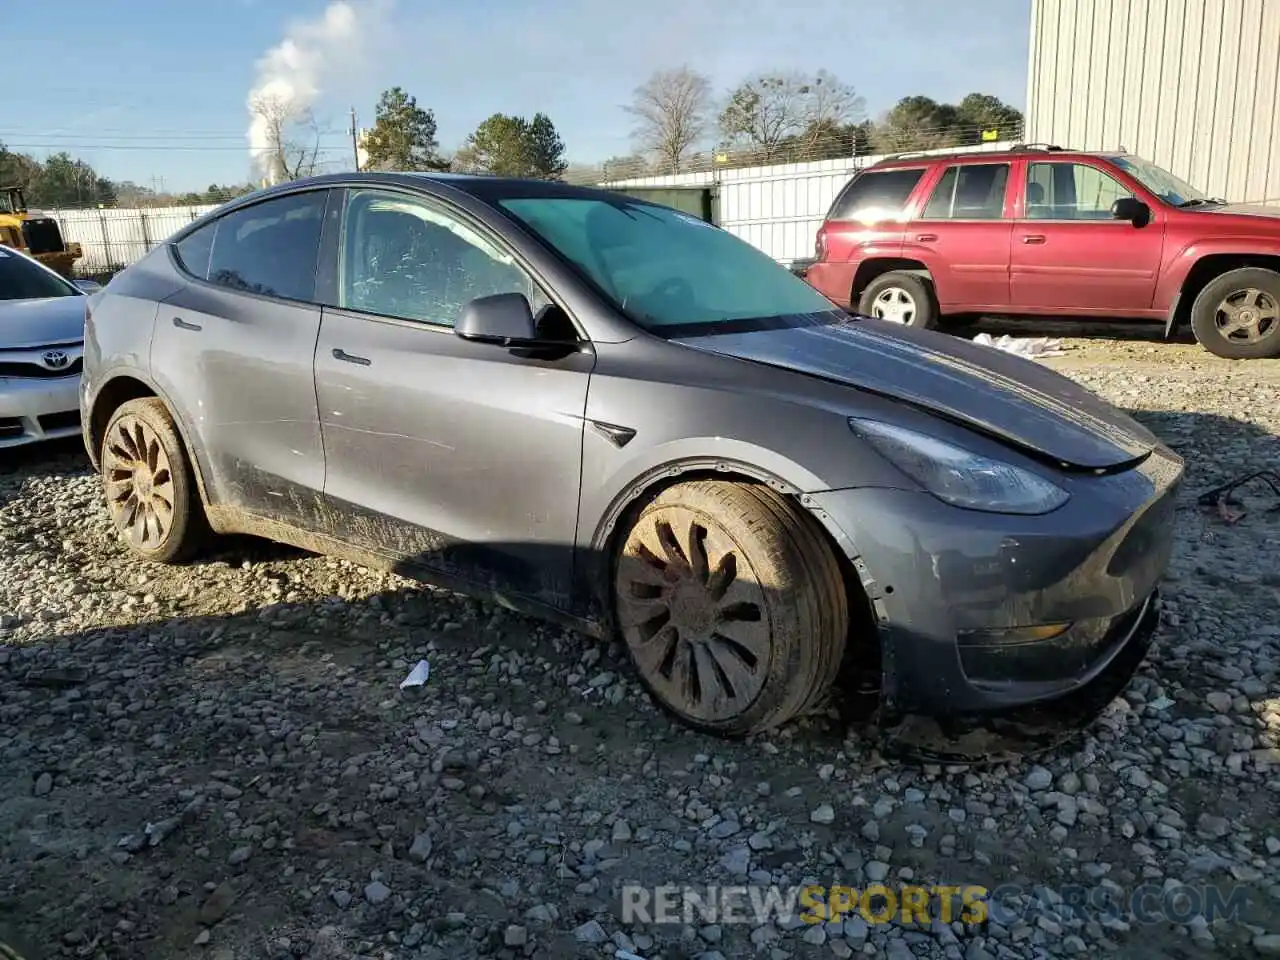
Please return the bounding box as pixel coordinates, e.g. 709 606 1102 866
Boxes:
815 227 827 261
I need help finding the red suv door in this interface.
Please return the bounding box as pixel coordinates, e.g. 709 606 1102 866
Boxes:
903 160 1014 311
1010 158 1165 313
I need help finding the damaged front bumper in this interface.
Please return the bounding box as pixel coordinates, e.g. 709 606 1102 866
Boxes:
807 445 1183 715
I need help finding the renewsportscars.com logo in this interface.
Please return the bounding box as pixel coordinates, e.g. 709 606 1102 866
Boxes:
620 882 1253 928
622 884 989 926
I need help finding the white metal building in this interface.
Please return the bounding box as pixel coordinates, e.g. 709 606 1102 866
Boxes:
1025 0 1280 205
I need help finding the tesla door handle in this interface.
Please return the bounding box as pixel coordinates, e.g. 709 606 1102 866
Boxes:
1021 235 1047 244
332 348 371 366
172 316 202 331
916 233 938 242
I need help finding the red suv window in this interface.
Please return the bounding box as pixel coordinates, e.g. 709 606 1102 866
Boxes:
827 168 926 222
920 163 1011 220
1025 161 1132 220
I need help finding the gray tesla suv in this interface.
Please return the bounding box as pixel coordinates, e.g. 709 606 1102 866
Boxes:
80 173 1184 736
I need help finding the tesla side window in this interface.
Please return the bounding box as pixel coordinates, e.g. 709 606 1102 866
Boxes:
921 163 1010 220
1026 162 1132 220
339 189 540 328
173 220 215 280
201 191 328 301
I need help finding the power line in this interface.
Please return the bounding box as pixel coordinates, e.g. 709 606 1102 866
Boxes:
0 130 348 142
1 141 350 153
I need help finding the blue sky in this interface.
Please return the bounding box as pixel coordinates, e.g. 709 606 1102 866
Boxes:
4 0 1031 192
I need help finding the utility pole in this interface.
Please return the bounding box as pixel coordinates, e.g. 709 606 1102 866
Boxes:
350 107 360 172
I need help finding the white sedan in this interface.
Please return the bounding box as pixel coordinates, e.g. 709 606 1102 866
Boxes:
0 247 99 450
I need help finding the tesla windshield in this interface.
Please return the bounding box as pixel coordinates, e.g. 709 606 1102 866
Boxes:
498 197 842 332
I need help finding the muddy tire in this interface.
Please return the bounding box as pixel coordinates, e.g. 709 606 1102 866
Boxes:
1189 267 1280 359
857 271 938 329
613 480 848 736
100 398 208 564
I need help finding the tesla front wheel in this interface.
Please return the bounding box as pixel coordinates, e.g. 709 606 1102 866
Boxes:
100 398 207 563
613 480 848 736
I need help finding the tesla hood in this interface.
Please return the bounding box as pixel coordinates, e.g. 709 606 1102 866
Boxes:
673 315 1158 470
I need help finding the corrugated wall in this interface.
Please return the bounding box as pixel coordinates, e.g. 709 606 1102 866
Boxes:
1026 0 1280 204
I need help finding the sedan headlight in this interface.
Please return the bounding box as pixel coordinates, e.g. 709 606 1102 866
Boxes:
849 418 1069 515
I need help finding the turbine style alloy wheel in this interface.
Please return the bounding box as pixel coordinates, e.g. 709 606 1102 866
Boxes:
103 413 176 551
617 505 771 723
613 480 849 735
99 398 207 563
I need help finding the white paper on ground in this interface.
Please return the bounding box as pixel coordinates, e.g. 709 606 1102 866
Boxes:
399 659 431 688
971 332 1067 357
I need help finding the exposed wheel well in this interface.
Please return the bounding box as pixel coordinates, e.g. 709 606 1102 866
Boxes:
88 376 156 470
601 468 882 692
851 258 932 306
1173 254 1280 332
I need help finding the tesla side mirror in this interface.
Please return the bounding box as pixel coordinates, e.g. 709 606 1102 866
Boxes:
73 279 102 294
1111 197 1151 227
455 293 540 346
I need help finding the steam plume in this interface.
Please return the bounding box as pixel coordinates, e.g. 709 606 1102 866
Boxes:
246 1 366 182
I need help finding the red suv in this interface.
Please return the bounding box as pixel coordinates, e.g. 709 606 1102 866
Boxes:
801 144 1280 359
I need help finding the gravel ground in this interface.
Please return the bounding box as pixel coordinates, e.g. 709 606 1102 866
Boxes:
1 327 1278 960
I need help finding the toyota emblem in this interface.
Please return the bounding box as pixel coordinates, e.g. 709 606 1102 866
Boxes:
41 350 70 370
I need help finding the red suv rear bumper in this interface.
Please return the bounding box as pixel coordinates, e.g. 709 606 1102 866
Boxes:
802 260 857 310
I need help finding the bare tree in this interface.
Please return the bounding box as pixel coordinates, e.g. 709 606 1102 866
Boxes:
799 70 866 152
624 67 713 175
719 73 809 161
249 93 321 184
720 70 865 162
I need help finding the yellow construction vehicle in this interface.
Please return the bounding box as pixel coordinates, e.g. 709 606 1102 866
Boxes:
0 186 82 278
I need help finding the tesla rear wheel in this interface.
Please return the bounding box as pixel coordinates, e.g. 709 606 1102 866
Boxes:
858 271 938 329
100 398 207 564
1190 267 1280 359
613 480 848 736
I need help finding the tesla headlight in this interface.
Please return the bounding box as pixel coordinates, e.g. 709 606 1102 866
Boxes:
849 418 1069 515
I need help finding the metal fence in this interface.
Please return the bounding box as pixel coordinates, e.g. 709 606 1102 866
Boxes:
46 139 1019 275
47 203 223 276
